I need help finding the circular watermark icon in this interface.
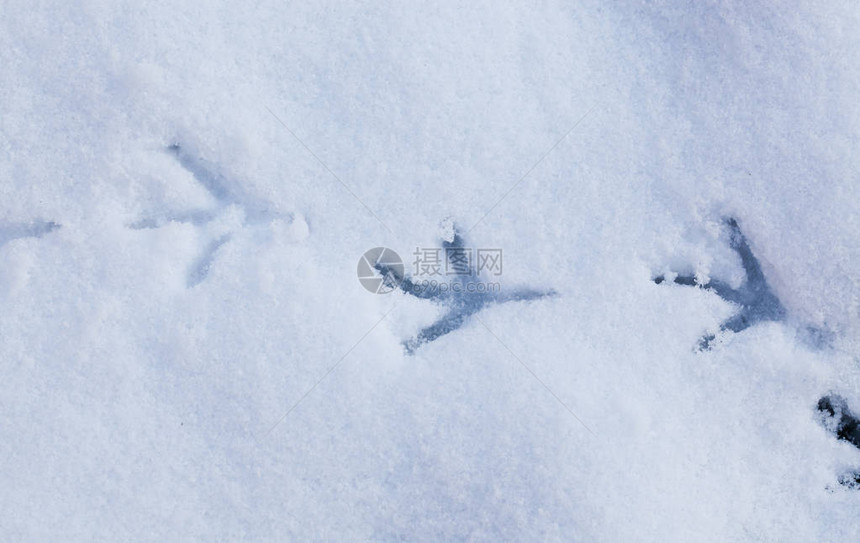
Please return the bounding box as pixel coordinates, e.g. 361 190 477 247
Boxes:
357 247 403 294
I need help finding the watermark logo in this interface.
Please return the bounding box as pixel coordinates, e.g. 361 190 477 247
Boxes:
357 247 403 294
359 246 504 295
412 247 503 276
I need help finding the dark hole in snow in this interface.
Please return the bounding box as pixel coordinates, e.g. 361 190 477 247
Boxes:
817 394 860 489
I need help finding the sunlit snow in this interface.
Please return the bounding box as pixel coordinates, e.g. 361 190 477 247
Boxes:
2 1 860 540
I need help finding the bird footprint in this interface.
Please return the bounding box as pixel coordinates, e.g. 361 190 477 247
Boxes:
131 142 290 287
654 217 785 350
374 223 556 354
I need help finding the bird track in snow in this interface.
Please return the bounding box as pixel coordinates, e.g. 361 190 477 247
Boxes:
130 142 290 287
374 223 556 354
0 219 60 248
654 217 786 350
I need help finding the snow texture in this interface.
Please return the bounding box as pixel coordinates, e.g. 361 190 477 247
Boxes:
2 1 860 541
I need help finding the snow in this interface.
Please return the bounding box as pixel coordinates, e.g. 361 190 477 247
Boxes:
2 0 860 540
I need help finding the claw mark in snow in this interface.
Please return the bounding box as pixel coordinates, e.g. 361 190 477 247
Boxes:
654 217 785 349
0 220 60 248
187 234 232 288
166 143 281 224
374 223 555 354
167 143 233 203
130 142 290 287
129 210 217 230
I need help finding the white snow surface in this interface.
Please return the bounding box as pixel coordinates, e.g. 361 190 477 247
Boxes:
2 1 860 541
